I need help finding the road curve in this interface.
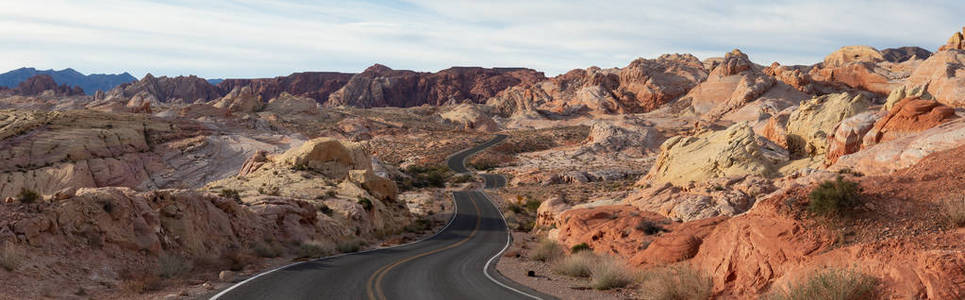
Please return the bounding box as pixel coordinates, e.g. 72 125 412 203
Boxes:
212 135 553 300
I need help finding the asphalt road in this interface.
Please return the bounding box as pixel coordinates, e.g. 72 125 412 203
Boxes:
212 134 552 300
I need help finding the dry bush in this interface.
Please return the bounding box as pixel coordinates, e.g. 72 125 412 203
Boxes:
0 242 25 271
767 268 878 300
336 239 363 253
638 264 712 300
530 239 563 262
296 240 335 258
809 177 862 218
120 267 164 294
944 197 965 227
157 253 193 279
553 251 598 278
590 256 636 290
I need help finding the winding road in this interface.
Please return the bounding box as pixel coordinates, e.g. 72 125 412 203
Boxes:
211 135 552 300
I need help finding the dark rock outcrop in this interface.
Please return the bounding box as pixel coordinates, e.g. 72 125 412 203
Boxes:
217 72 353 104
12 74 84 96
881 47 932 63
106 73 222 103
327 65 545 107
0 67 135 94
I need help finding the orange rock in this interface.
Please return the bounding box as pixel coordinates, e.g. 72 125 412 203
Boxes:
862 97 958 147
826 111 885 165
937 26 964 51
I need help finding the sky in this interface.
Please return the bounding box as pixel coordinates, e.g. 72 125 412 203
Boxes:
1 0 962 79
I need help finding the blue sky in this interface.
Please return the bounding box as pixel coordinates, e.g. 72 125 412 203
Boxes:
1 0 962 79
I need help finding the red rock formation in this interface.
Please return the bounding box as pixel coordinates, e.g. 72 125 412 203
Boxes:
764 63 814 93
327 65 546 107
239 150 269 177
13 74 84 96
861 97 958 147
938 27 965 51
217 72 353 104
107 73 221 103
826 111 885 165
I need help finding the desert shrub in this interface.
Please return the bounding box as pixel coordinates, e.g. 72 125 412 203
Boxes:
337 239 362 253
0 242 25 271
295 240 333 258
219 189 241 203
524 199 541 212
357 198 373 211
636 220 665 235
221 249 253 271
254 243 282 258
516 220 535 232
944 197 965 227
402 164 451 189
318 204 333 216
17 188 39 204
767 268 878 300
590 257 636 290
638 265 712 300
157 253 193 278
530 239 563 262
570 242 591 253
809 177 862 217
449 174 474 184
507 203 523 214
554 251 597 277
405 218 431 232
120 268 163 294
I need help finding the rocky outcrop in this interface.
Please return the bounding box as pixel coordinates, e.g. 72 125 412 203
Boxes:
810 46 903 95
785 93 871 158
579 119 664 155
832 118 965 175
105 73 222 103
759 106 795 148
216 72 353 104
823 46 885 67
626 175 775 222
486 54 707 115
277 138 371 179
535 196 570 229
904 49 965 108
881 47 932 63
884 84 931 111
937 27 965 51
12 74 84 96
825 111 885 165
327 65 545 108
440 104 499 132
861 97 957 147
212 86 263 114
644 123 787 186
263 92 320 115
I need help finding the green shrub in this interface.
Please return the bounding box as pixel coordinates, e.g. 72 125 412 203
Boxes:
295 240 333 258
405 218 431 232
767 268 878 300
402 164 451 189
570 242 591 253
524 199 541 212
809 177 862 217
639 265 712 300
590 257 636 290
219 189 241 203
530 239 563 262
449 174 473 184
254 243 282 258
553 251 597 277
17 188 39 204
357 198 373 211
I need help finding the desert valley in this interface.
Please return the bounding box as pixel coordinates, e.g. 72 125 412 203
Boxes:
0 16 964 299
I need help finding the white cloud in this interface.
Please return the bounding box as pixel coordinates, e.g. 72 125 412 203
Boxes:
0 0 960 78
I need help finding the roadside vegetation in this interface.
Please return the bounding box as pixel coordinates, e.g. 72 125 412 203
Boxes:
767 268 878 300
809 177 862 218
638 264 712 300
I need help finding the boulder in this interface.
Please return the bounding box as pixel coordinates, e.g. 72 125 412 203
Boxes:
904 49 965 108
212 86 263 114
825 111 885 165
238 150 269 177
626 175 775 222
535 196 571 229
579 120 664 155
861 97 957 147
937 27 965 51
440 104 499 132
348 169 398 201
785 93 871 158
884 84 931 111
264 92 319 115
277 138 370 179
644 123 787 186
823 46 885 67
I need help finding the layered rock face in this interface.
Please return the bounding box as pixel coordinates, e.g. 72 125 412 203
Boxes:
937 27 965 51
440 104 499 132
644 123 787 186
327 65 545 108
625 175 775 222
104 73 222 103
487 54 708 116
785 92 871 158
825 110 885 165
862 97 957 146
11 74 84 96
579 119 665 155
212 86 263 114
904 49 965 107
217 72 353 104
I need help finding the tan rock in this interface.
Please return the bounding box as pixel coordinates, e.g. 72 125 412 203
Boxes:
348 169 398 201
785 93 871 158
440 104 499 132
904 49 965 108
535 196 570 229
644 123 787 186
937 27 965 51
823 46 885 67
213 86 263 114
264 92 319 115
277 138 370 179
626 175 775 222
832 119 965 175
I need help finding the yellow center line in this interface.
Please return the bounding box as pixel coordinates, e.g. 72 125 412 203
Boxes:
365 192 483 300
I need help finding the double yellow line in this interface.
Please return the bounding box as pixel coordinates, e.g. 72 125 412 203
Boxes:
365 192 483 300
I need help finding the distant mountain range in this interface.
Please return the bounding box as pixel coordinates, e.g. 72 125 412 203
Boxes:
0 67 136 95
